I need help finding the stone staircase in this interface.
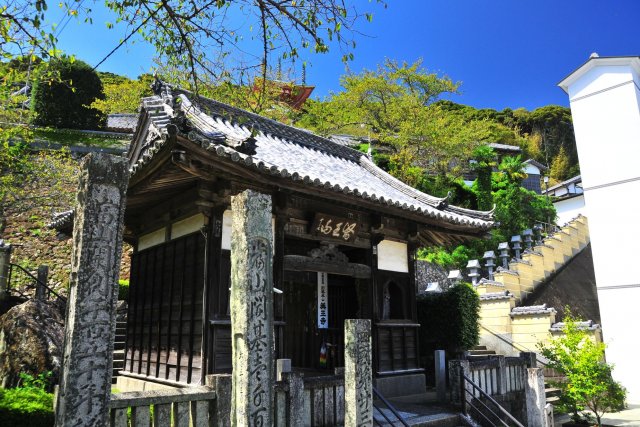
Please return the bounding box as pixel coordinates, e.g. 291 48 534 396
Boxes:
112 302 127 384
473 215 601 357
112 319 126 383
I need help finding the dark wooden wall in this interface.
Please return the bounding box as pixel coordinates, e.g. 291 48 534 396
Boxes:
125 232 205 383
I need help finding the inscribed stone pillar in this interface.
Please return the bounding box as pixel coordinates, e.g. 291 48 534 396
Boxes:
344 319 373 426
55 153 128 427
230 189 274 427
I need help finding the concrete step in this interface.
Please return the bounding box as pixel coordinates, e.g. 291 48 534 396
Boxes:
114 341 125 350
468 349 496 356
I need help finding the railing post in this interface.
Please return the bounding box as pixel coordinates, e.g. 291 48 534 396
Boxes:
36 265 48 301
520 352 537 368
0 240 12 301
206 374 231 427
282 372 305 426
495 355 507 395
276 358 291 381
525 368 548 427
435 350 447 403
448 359 470 410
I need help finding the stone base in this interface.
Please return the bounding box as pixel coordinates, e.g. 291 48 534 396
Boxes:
115 374 180 392
373 373 426 398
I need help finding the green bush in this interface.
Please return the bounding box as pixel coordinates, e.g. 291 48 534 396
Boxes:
538 311 626 426
0 386 54 427
118 279 130 301
417 282 480 356
31 56 106 129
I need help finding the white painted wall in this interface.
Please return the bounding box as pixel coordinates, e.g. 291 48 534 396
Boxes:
553 195 585 226
377 240 409 273
560 56 640 403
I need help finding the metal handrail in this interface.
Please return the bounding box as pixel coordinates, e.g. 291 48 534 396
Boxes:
478 325 550 367
8 263 67 303
372 386 410 427
462 373 525 427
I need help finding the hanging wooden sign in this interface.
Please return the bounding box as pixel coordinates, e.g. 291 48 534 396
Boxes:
311 213 360 242
317 272 329 329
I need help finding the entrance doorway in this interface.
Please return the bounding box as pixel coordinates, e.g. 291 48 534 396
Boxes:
282 271 359 372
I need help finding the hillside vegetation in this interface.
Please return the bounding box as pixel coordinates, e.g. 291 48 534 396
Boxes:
0 58 572 291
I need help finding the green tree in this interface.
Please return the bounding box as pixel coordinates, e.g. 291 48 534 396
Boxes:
538 312 626 426
296 59 525 188
92 73 153 115
31 57 105 129
471 145 496 211
550 146 571 181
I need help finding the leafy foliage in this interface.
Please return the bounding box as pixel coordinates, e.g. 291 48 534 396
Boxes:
0 371 54 427
0 149 78 237
92 73 154 115
417 282 480 356
538 311 626 426
118 279 130 301
295 60 531 189
471 145 496 211
31 56 105 129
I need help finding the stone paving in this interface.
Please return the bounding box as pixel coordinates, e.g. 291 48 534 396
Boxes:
554 404 640 426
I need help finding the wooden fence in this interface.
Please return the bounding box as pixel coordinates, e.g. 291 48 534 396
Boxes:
109 386 216 427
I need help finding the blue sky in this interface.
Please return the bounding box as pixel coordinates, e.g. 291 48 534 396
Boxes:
48 0 640 111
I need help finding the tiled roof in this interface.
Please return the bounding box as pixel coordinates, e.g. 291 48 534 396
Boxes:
107 114 139 132
48 209 74 233
479 291 513 301
129 83 495 230
543 174 582 194
477 279 505 287
488 142 521 153
524 158 549 171
511 304 556 316
549 320 600 332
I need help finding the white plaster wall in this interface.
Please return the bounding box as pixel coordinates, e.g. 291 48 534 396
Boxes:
171 213 205 239
138 227 166 251
553 195 585 226
377 240 409 273
565 59 640 403
524 163 540 175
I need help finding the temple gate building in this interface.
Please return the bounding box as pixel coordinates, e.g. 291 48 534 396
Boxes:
118 81 494 394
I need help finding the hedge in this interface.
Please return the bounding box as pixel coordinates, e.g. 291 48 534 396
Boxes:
31 57 106 130
0 387 54 427
417 282 480 357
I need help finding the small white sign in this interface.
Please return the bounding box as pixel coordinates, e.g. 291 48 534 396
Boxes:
317 272 328 329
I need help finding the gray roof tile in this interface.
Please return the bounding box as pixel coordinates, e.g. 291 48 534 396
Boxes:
130 83 495 230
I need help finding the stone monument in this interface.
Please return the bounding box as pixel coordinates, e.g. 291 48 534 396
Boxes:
55 154 128 426
344 319 373 426
230 189 274 426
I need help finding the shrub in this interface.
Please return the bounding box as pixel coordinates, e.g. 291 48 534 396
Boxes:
31 56 106 129
538 311 626 426
417 282 480 356
118 279 130 301
0 376 54 427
